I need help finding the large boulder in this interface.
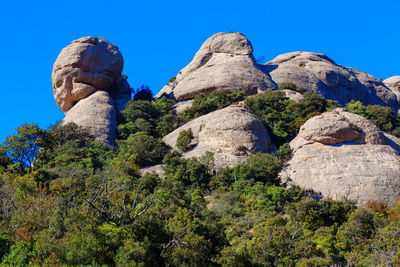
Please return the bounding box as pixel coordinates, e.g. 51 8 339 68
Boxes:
62 91 117 147
163 105 272 169
384 76 400 103
52 37 124 113
52 37 131 147
156 32 276 100
280 108 400 206
266 51 398 111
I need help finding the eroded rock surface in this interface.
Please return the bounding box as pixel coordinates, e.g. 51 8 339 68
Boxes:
163 105 271 169
280 108 400 206
266 52 398 111
62 91 117 147
52 37 131 147
52 37 124 113
156 32 276 100
384 76 400 104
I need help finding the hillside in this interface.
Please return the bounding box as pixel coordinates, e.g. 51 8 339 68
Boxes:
0 32 399 265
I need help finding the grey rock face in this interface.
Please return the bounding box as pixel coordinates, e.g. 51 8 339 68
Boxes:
281 89 304 102
52 37 131 147
62 91 117 147
163 105 271 169
156 32 276 100
266 51 398 111
384 76 400 105
280 108 400 206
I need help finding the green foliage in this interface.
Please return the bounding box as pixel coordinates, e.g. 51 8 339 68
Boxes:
168 76 176 84
118 132 170 167
245 90 338 147
345 100 400 135
0 91 399 266
181 90 246 120
3 123 46 169
298 61 306 67
176 128 194 152
133 85 153 101
278 82 306 93
2 241 35 265
118 97 184 139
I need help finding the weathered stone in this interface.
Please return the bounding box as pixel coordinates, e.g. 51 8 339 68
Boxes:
266 52 398 111
281 89 304 102
62 91 117 147
140 164 165 177
52 37 131 147
156 32 276 100
280 108 400 206
52 36 124 113
173 99 194 114
163 105 271 169
384 76 400 105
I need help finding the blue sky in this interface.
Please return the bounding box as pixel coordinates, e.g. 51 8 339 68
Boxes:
0 0 399 142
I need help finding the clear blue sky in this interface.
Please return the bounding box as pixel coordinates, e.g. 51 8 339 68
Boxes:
0 0 399 142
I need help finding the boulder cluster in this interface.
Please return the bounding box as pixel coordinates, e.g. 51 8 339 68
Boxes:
280 108 400 206
52 32 400 206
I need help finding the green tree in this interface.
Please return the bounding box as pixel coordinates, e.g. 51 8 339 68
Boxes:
3 123 46 169
118 132 170 167
176 128 194 152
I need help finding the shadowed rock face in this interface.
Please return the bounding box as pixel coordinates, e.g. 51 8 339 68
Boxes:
52 37 130 147
163 105 271 169
280 108 400 206
156 32 276 100
266 51 399 111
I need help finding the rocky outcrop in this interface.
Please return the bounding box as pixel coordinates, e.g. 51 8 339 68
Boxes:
63 91 117 147
156 32 276 100
52 37 131 147
384 76 400 103
280 108 400 206
266 52 398 111
281 89 304 102
163 105 271 169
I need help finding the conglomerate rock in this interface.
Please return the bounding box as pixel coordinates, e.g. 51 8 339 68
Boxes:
384 76 400 105
279 108 400 206
163 105 272 169
265 51 398 111
52 37 131 147
62 91 117 147
156 32 276 100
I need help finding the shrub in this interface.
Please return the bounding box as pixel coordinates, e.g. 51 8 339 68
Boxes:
345 100 400 136
236 145 247 152
298 61 306 67
176 128 194 152
118 132 170 167
278 82 306 93
181 90 246 120
133 85 153 101
168 76 176 84
245 90 337 147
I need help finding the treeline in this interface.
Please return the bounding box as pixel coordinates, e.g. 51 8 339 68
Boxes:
0 89 399 266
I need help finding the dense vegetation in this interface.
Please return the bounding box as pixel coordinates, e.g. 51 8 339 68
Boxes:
0 90 399 266
345 100 400 137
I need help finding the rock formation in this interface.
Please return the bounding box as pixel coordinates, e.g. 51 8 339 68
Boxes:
280 89 304 102
52 37 131 147
265 51 398 111
384 76 400 103
156 32 277 100
279 108 400 206
163 105 271 169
